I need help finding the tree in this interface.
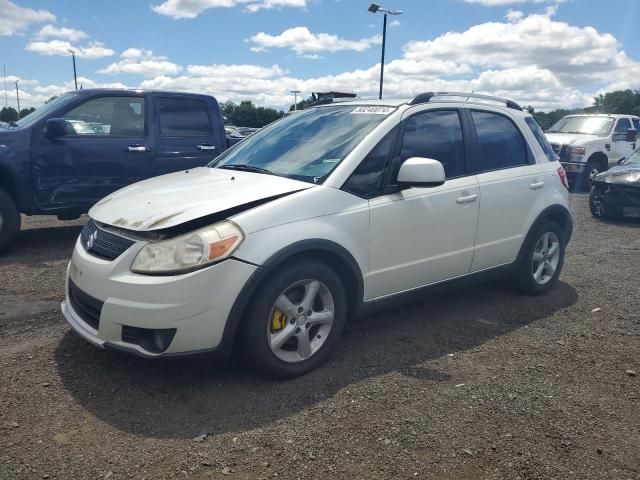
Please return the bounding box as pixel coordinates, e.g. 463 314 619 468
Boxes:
19 107 36 118
288 96 315 112
0 107 19 122
221 100 284 127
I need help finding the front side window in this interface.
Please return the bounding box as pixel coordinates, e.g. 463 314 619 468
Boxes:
398 110 464 179
614 118 632 134
471 111 528 172
526 117 556 162
214 105 393 184
157 97 211 136
547 116 614 136
63 96 145 136
632 119 640 131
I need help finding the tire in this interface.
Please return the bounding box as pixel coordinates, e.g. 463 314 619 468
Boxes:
0 188 21 254
241 259 347 378
589 187 623 219
514 220 565 295
579 158 604 192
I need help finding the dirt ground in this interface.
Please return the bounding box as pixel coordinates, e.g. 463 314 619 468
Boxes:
0 194 639 480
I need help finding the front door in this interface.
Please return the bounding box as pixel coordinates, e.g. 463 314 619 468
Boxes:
367 108 480 300
611 118 635 167
31 94 152 212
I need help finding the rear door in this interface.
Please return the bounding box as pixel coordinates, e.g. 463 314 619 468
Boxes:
153 95 224 175
466 108 547 272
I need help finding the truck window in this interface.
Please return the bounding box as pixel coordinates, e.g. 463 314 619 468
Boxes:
157 98 211 136
63 97 145 136
633 119 640 131
615 118 632 133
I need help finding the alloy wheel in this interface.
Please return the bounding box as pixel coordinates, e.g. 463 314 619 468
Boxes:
267 279 335 363
531 231 561 285
588 167 600 187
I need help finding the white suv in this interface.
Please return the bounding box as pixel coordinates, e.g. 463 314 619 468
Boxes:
546 114 640 190
62 92 573 378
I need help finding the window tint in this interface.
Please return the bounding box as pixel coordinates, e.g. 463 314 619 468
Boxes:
399 110 464 178
471 111 528 171
615 118 631 133
343 127 397 198
525 117 556 162
158 98 210 136
63 97 144 136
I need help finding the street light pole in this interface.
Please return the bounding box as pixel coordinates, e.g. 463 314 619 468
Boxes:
68 49 78 90
15 80 20 114
290 90 301 111
368 3 403 100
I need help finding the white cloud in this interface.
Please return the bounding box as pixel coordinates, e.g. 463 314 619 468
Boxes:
389 20 401 28
25 39 114 59
151 0 306 19
463 0 560 5
34 24 88 42
0 0 55 36
99 49 182 76
186 63 286 78
248 27 381 55
505 9 524 22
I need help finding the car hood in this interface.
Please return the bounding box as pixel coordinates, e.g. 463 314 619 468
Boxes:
545 132 602 146
594 164 640 185
89 167 314 231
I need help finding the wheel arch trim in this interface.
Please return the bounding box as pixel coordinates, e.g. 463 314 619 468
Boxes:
515 204 573 267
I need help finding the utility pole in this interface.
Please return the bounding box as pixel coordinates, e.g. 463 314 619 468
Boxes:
68 49 78 90
290 90 301 111
15 80 20 114
368 3 403 100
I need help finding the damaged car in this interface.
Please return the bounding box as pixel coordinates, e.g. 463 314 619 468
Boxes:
61 93 572 378
590 149 640 219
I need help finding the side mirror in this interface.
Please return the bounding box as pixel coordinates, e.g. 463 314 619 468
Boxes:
46 118 67 138
397 157 446 188
617 157 626 165
626 129 637 142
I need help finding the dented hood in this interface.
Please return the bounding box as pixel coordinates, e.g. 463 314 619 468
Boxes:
89 167 313 231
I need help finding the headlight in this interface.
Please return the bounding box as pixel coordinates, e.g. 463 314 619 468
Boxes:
131 221 243 274
605 171 640 184
570 146 586 160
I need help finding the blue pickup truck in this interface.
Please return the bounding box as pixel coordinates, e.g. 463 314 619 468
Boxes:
0 89 229 252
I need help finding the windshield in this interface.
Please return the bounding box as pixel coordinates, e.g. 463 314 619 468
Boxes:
547 116 614 136
212 105 394 183
622 148 640 166
14 92 81 127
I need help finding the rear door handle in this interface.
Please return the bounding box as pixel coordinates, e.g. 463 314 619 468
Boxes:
127 145 150 152
456 194 478 204
197 144 216 151
529 181 545 190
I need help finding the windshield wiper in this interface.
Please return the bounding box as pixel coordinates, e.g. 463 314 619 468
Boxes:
218 164 274 175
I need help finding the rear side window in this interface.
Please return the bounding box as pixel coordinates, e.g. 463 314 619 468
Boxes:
157 98 210 136
399 110 465 178
343 127 397 198
471 111 528 172
525 117 556 162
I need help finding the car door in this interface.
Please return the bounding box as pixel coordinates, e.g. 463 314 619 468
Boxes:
153 95 223 175
467 108 547 272
366 108 480 300
611 118 635 166
31 94 152 212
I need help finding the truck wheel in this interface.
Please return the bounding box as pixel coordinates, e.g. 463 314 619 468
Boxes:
0 188 21 254
579 158 603 192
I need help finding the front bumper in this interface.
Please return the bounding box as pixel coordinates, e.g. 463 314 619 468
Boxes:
560 161 586 174
591 181 640 217
61 237 258 357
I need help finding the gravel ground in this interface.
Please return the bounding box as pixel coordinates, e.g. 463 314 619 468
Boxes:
0 194 639 480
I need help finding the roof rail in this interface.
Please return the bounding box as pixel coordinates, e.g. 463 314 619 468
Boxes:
409 91 523 111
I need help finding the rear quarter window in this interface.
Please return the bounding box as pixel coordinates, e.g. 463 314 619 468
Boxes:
525 117 557 162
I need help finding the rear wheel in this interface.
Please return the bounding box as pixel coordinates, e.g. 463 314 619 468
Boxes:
241 259 347 378
0 188 21 254
515 221 565 295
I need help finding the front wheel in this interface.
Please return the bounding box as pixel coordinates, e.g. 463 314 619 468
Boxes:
515 221 565 295
579 159 603 192
241 259 347 378
0 188 21 254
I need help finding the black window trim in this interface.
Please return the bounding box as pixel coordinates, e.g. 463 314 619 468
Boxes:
156 95 213 137
57 94 148 139
464 108 534 175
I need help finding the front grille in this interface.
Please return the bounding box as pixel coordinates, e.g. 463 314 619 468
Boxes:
68 279 103 330
80 219 135 261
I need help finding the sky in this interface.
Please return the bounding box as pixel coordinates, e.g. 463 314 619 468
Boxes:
1 0 640 112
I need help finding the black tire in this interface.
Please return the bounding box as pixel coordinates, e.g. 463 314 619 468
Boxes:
589 189 603 217
241 259 347 379
579 158 604 192
0 188 21 254
514 220 565 295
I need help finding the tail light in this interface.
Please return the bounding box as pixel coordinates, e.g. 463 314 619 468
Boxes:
557 166 569 190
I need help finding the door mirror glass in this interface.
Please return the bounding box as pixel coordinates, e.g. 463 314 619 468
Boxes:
617 157 626 165
626 129 637 142
46 118 67 138
397 157 446 188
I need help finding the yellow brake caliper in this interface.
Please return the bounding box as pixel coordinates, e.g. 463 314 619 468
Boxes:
271 308 288 332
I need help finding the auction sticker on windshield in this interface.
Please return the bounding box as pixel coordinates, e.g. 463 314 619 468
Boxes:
351 106 395 115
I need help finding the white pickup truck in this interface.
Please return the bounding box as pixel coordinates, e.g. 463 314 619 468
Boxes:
545 114 640 190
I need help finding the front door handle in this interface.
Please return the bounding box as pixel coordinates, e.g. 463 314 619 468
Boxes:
456 194 478 204
197 144 216 151
127 145 150 152
529 181 545 190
